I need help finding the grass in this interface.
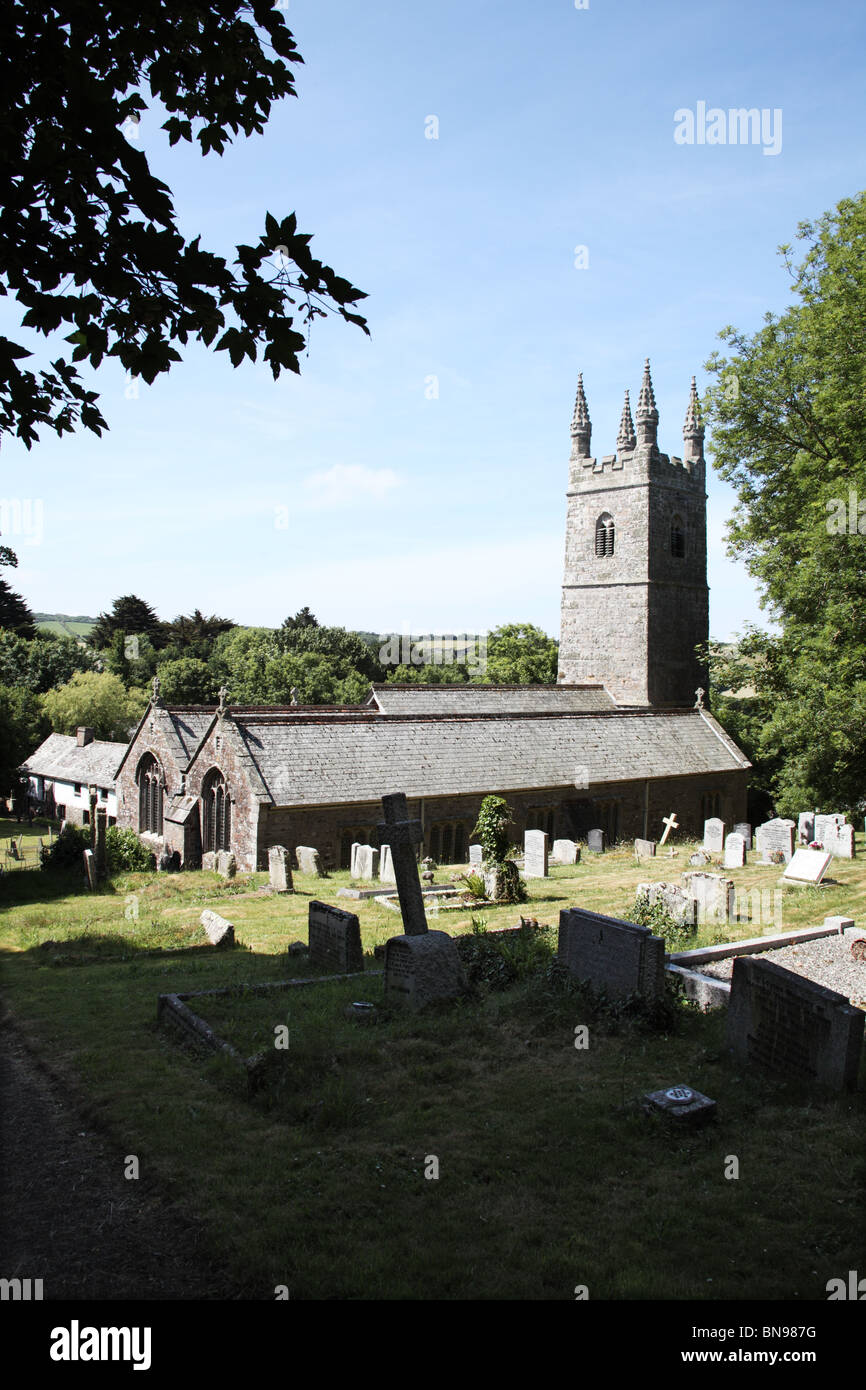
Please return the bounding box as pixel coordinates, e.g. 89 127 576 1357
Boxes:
1 817 864 1301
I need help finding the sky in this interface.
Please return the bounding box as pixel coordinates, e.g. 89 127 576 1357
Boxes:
5 0 866 643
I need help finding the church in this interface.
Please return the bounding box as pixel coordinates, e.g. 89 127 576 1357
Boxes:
114 362 750 871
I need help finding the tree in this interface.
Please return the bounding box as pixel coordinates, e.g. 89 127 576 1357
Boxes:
155 657 217 704
704 192 866 812
163 609 235 661
479 623 559 685
0 543 35 637
42 671 147 741
281 607 319 632
0 682 46 797
0 629 96 692
1 1 368 447
89 595 166 652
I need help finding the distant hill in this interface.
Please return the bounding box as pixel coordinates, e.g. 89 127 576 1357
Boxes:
34 613 97 639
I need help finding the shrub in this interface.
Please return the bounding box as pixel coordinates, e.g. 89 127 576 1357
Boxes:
631 892 697 952
42 823 91 870
106 826 155 873
456 918 554 991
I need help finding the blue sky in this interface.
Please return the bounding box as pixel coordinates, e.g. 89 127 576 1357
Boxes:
6 0 866 642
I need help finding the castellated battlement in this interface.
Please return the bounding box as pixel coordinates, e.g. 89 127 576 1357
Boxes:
568 445 704 493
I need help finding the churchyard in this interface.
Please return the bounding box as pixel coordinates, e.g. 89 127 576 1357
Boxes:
1 812 864 1300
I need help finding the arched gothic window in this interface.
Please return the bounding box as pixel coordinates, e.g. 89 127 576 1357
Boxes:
202 768 231 853
671 514 685 558
137 753 164 835
595 514 615 557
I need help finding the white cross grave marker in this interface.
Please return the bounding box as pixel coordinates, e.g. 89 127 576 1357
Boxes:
659 813 679 847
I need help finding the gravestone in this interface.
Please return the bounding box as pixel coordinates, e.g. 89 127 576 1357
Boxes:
658 812 679 847
823 823 855 859
814 813 846 847
558 907 665 1000
523 829 549 878
296 845 326 877
308 900 364 972
723 833 746 869
200 909 235 947
354 844 379 880
383 931 465 1009
83 848 96 891
756 819 794 864
783 848 832 885
797 813 815 845
703 818 726 853
681 871 735 924
586 829 605 853
688 850 711 867
551 838 578 864
377 792 427 936
202 851 216 873
468 844 483 867
350 842 363 878
268 845 293 893
733 822 752 850
216 850 236 879
379 843 396 883
634 838 657 860
94 807 107 879
636 881 696 926
725 955 864 1090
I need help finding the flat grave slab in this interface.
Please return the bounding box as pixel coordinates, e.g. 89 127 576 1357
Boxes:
783 848 832 884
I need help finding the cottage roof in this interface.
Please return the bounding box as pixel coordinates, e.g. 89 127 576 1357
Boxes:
22 733 127 787
367 683 617 714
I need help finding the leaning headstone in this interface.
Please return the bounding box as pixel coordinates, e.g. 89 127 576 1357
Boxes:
94 807 107 879
296 845 326 877
681 871 735 925
200 909 235 947
379 843 396 883
634 838 657 860
823 823 855 860
354 844 379 880
756 819 794 864
308 901 364 972
268 845 293 893
688 850 711 867
383 931 465 1009
551 838 578 864
216 850 236 879
733 822 752 850
783 848 832 885
558 907 665 1000
797 813 815 845
636 881 696 926
725 955 864 1090
468 844 483 867
83 848 96 891
586 829 605 853
377 793 427 936
703 818 725 854
523 829 549 878
723 833 746 869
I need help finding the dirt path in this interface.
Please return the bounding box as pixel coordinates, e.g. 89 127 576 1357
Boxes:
0 1018 238 1300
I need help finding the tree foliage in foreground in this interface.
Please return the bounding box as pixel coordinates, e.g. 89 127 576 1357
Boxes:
1 0 368 446
704 192 866 812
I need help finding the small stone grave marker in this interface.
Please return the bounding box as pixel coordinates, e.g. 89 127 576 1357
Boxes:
379 843 396 883
723 832 746 869
725 955 864 1090
733 822 752 850
586 828 605 853
383 930 465 1009
658 812 679 847
681 871 735 925
350 842 362 878
823 823 855 859
216 850 236 879
268 845 293 893
797 812 815 845
814 813 846 846
551 838 578 864
200 909 235 947
703 818 726 853
468 844 483 867
783 848 832 885
83 848 96 891
296 845 326 877
308 900 364 973
558 907 665 1000
643 1084 717 1126
523 829 549 878
634 838 656 860
354 844 379 880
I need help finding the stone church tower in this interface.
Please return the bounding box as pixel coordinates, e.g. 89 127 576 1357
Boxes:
558 361 709 707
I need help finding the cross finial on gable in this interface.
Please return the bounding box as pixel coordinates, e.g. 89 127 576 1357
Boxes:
695 687 705 709
151 676 161 703
290 687 299 706
218 685 228 714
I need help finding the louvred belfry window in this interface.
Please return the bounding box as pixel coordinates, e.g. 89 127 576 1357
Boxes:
202 769 231 853
595 514 615 557
137 754 164 835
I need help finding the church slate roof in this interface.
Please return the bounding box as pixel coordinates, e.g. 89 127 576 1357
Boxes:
228 707 750 808
23 733 127 786
367 684 617 714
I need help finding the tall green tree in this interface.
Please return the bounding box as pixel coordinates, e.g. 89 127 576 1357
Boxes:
704 191 866 811
90 595 166 652
42 671 147 741
1 0 368 447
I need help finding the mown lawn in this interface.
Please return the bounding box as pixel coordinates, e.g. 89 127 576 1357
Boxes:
1 820 864 1301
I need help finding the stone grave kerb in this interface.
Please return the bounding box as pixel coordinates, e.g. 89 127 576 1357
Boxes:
378 792 428 936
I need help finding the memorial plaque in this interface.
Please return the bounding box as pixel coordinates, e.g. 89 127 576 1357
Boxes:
725 955 864 1090
383 930 465 1009
524 829 549 878
703 818 726 853
586 829 605 853
558 907 665 1000
723 833 746 869
634 838 657 860
268 845 293 893
308 900 364 973
551 838 578 864
783 848 832 884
